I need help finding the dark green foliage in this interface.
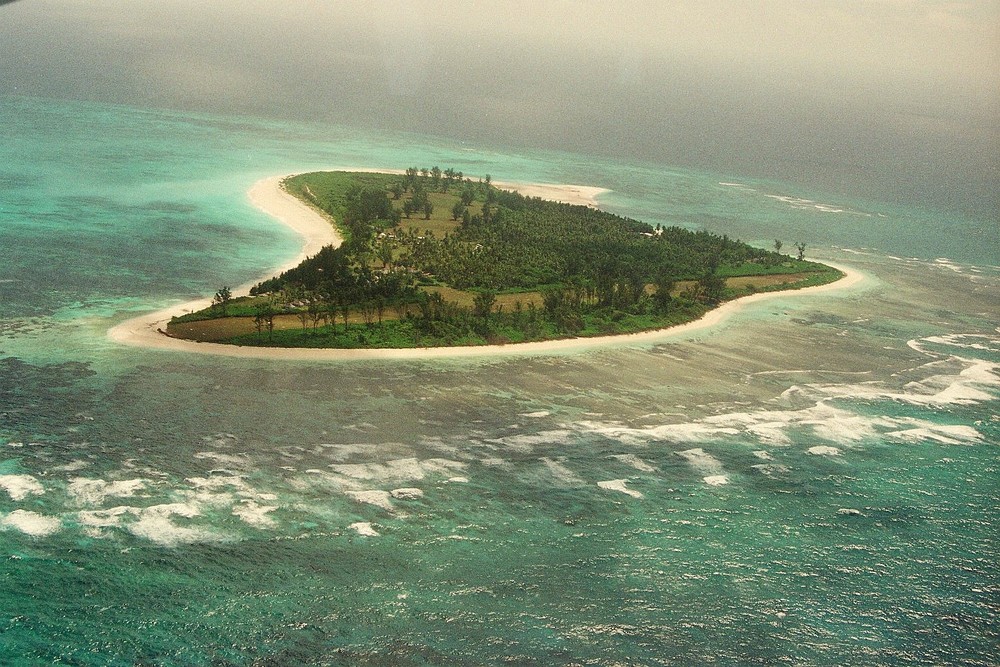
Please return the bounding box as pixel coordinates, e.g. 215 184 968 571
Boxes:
179 168 839 348
248 243 420 318
696 270 727 305
400 190 778 292
212 286 232 315
460 185 476 206
344 185 393 225
472 290 496 320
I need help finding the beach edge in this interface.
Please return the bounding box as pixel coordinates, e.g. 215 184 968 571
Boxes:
108 170 863 361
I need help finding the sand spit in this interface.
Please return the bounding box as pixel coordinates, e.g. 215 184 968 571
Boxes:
109 170 865 361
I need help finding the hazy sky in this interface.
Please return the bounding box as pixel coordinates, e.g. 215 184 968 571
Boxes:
2 0 997 214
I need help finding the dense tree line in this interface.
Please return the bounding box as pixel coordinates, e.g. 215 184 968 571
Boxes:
393 187 782 295
175 168 832 347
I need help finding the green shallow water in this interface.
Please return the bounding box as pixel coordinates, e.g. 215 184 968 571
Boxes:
0 95 998 665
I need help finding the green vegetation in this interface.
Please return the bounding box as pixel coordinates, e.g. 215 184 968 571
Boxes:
168 168 842 348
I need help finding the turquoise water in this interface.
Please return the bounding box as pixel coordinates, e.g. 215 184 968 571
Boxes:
1 95 997 665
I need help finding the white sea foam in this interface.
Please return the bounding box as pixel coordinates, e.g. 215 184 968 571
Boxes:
330 457 466 483
576 397 951 454
705 402 893 446
312 443 378 461
192 451 251 467
349 522 379 537
608 454 656 472
597 479 643 498
923 333 1000 353
1 510 61 537
446 476 469 484
766 194 815 207
520 411 551 418
959 359 1000 385
201 433 239 448
540 457 587 487
933 258 965 273
345 490 394 511
814 357 998 407
185 475 280 526
704 411 793 445
0 474 44 501
751 464 790 478
677 448 724 473
703 475 730 486
807 406 898 444
887 424 982 445
51 460 90 472
752 450 774 460
185 474 248 490
390 488 424 500
479 457 511 468
128 503 227 547
490 430 574 452
807 446 842 456
578 419 738 445
571 331 995 459
67 477 148 506
676 449 732 485
75 506 132 537
764 193 867 216
231 500 278 528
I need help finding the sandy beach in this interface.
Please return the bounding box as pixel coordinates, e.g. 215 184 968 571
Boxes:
490 180 609 208
108 171 865 361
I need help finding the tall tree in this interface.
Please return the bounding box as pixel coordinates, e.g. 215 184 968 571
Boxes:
254 302 276 342
212 286 232 316
697 270 726 305
460 186 476 206
472 289 496 321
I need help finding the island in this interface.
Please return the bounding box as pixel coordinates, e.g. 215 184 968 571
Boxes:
163 168 844 350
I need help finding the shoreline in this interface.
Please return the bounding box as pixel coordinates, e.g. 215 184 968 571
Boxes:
108 170 864 361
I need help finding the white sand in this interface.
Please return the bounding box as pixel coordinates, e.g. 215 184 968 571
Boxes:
108 170 866 361
491 180 608 207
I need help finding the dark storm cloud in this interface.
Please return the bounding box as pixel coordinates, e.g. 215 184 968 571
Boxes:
1 1 996 215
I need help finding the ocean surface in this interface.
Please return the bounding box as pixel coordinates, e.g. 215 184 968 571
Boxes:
0 95 997 666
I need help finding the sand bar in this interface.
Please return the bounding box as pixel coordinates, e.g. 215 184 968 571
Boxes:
108 170 864 361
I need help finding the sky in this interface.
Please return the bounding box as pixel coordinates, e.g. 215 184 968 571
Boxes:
2 0 998 216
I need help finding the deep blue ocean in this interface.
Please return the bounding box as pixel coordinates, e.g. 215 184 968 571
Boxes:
0 95 997 666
